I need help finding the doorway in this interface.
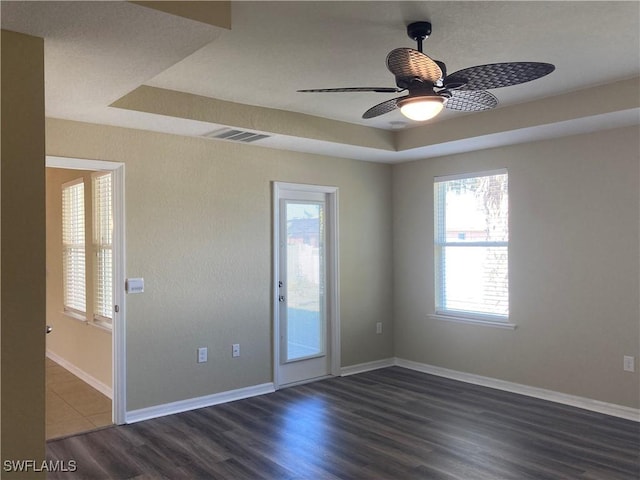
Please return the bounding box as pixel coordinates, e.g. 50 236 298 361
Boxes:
45 156 126 430
273 182 340 388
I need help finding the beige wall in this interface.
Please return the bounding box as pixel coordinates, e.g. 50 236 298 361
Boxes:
45 168 112 389
392 126 640 408
46 118 394 411
1 30 46 475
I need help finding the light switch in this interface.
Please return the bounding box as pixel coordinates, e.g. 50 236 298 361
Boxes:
197 347 208 363
126 278 144 294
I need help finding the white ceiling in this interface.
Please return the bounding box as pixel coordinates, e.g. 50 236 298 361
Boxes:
2 1 639 162
148 1 640 128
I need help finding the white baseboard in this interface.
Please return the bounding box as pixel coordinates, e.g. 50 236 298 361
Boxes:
47 350 113 399
126 358 394 425
101 354 639 425
395 357 640 422
125 382 275 424
341 358 396 376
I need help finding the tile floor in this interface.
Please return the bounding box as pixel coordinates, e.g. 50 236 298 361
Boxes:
46 357 112 440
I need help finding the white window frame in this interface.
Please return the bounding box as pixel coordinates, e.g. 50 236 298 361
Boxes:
92 172 114 329
430 169 516 329
62 178 87 320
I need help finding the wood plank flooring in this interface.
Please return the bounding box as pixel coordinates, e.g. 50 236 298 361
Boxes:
46 367 640 479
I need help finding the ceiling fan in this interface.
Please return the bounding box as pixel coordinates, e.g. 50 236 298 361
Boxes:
298 21 555 122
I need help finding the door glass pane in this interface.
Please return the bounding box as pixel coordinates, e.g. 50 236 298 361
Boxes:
286 201 325 361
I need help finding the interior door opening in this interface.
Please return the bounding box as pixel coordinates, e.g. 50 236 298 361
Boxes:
45 156 126 432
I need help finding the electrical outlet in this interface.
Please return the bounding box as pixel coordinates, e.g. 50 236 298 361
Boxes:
376 322 383 334
197 347 208 363
623 356 635 372
232 344 240 358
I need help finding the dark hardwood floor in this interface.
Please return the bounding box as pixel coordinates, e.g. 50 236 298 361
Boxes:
46 367 640 479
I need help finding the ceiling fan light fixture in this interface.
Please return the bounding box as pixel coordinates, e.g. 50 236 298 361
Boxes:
398 96 446 121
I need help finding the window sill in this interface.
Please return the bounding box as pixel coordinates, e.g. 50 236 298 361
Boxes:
428 314 517 330
62 310 87 323
91 318 113 333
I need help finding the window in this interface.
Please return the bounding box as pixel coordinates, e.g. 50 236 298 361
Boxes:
62 179 86 317
434 169 509 324
93 172 113 327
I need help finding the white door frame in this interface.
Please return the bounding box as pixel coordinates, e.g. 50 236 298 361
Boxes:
272 182 340 389
46 155 126 425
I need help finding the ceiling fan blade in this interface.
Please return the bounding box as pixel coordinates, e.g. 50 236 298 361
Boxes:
445 90 498 111
298 87 401 93
362 97 404 119
386 48 443 84
445 62 555 91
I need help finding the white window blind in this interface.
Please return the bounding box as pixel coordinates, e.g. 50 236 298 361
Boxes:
434 169 509 321
93 172 113 326
62 179 86 315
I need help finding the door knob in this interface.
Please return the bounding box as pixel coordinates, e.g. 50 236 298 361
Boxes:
46 325 52 334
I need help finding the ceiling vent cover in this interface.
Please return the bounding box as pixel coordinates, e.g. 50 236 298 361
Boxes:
203 128 270 143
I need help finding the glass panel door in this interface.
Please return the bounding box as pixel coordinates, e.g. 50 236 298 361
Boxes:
275 183 337 388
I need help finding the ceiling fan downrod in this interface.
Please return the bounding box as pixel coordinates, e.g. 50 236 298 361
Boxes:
406 21 432 53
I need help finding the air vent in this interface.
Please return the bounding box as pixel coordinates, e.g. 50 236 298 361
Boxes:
203 128 270 143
